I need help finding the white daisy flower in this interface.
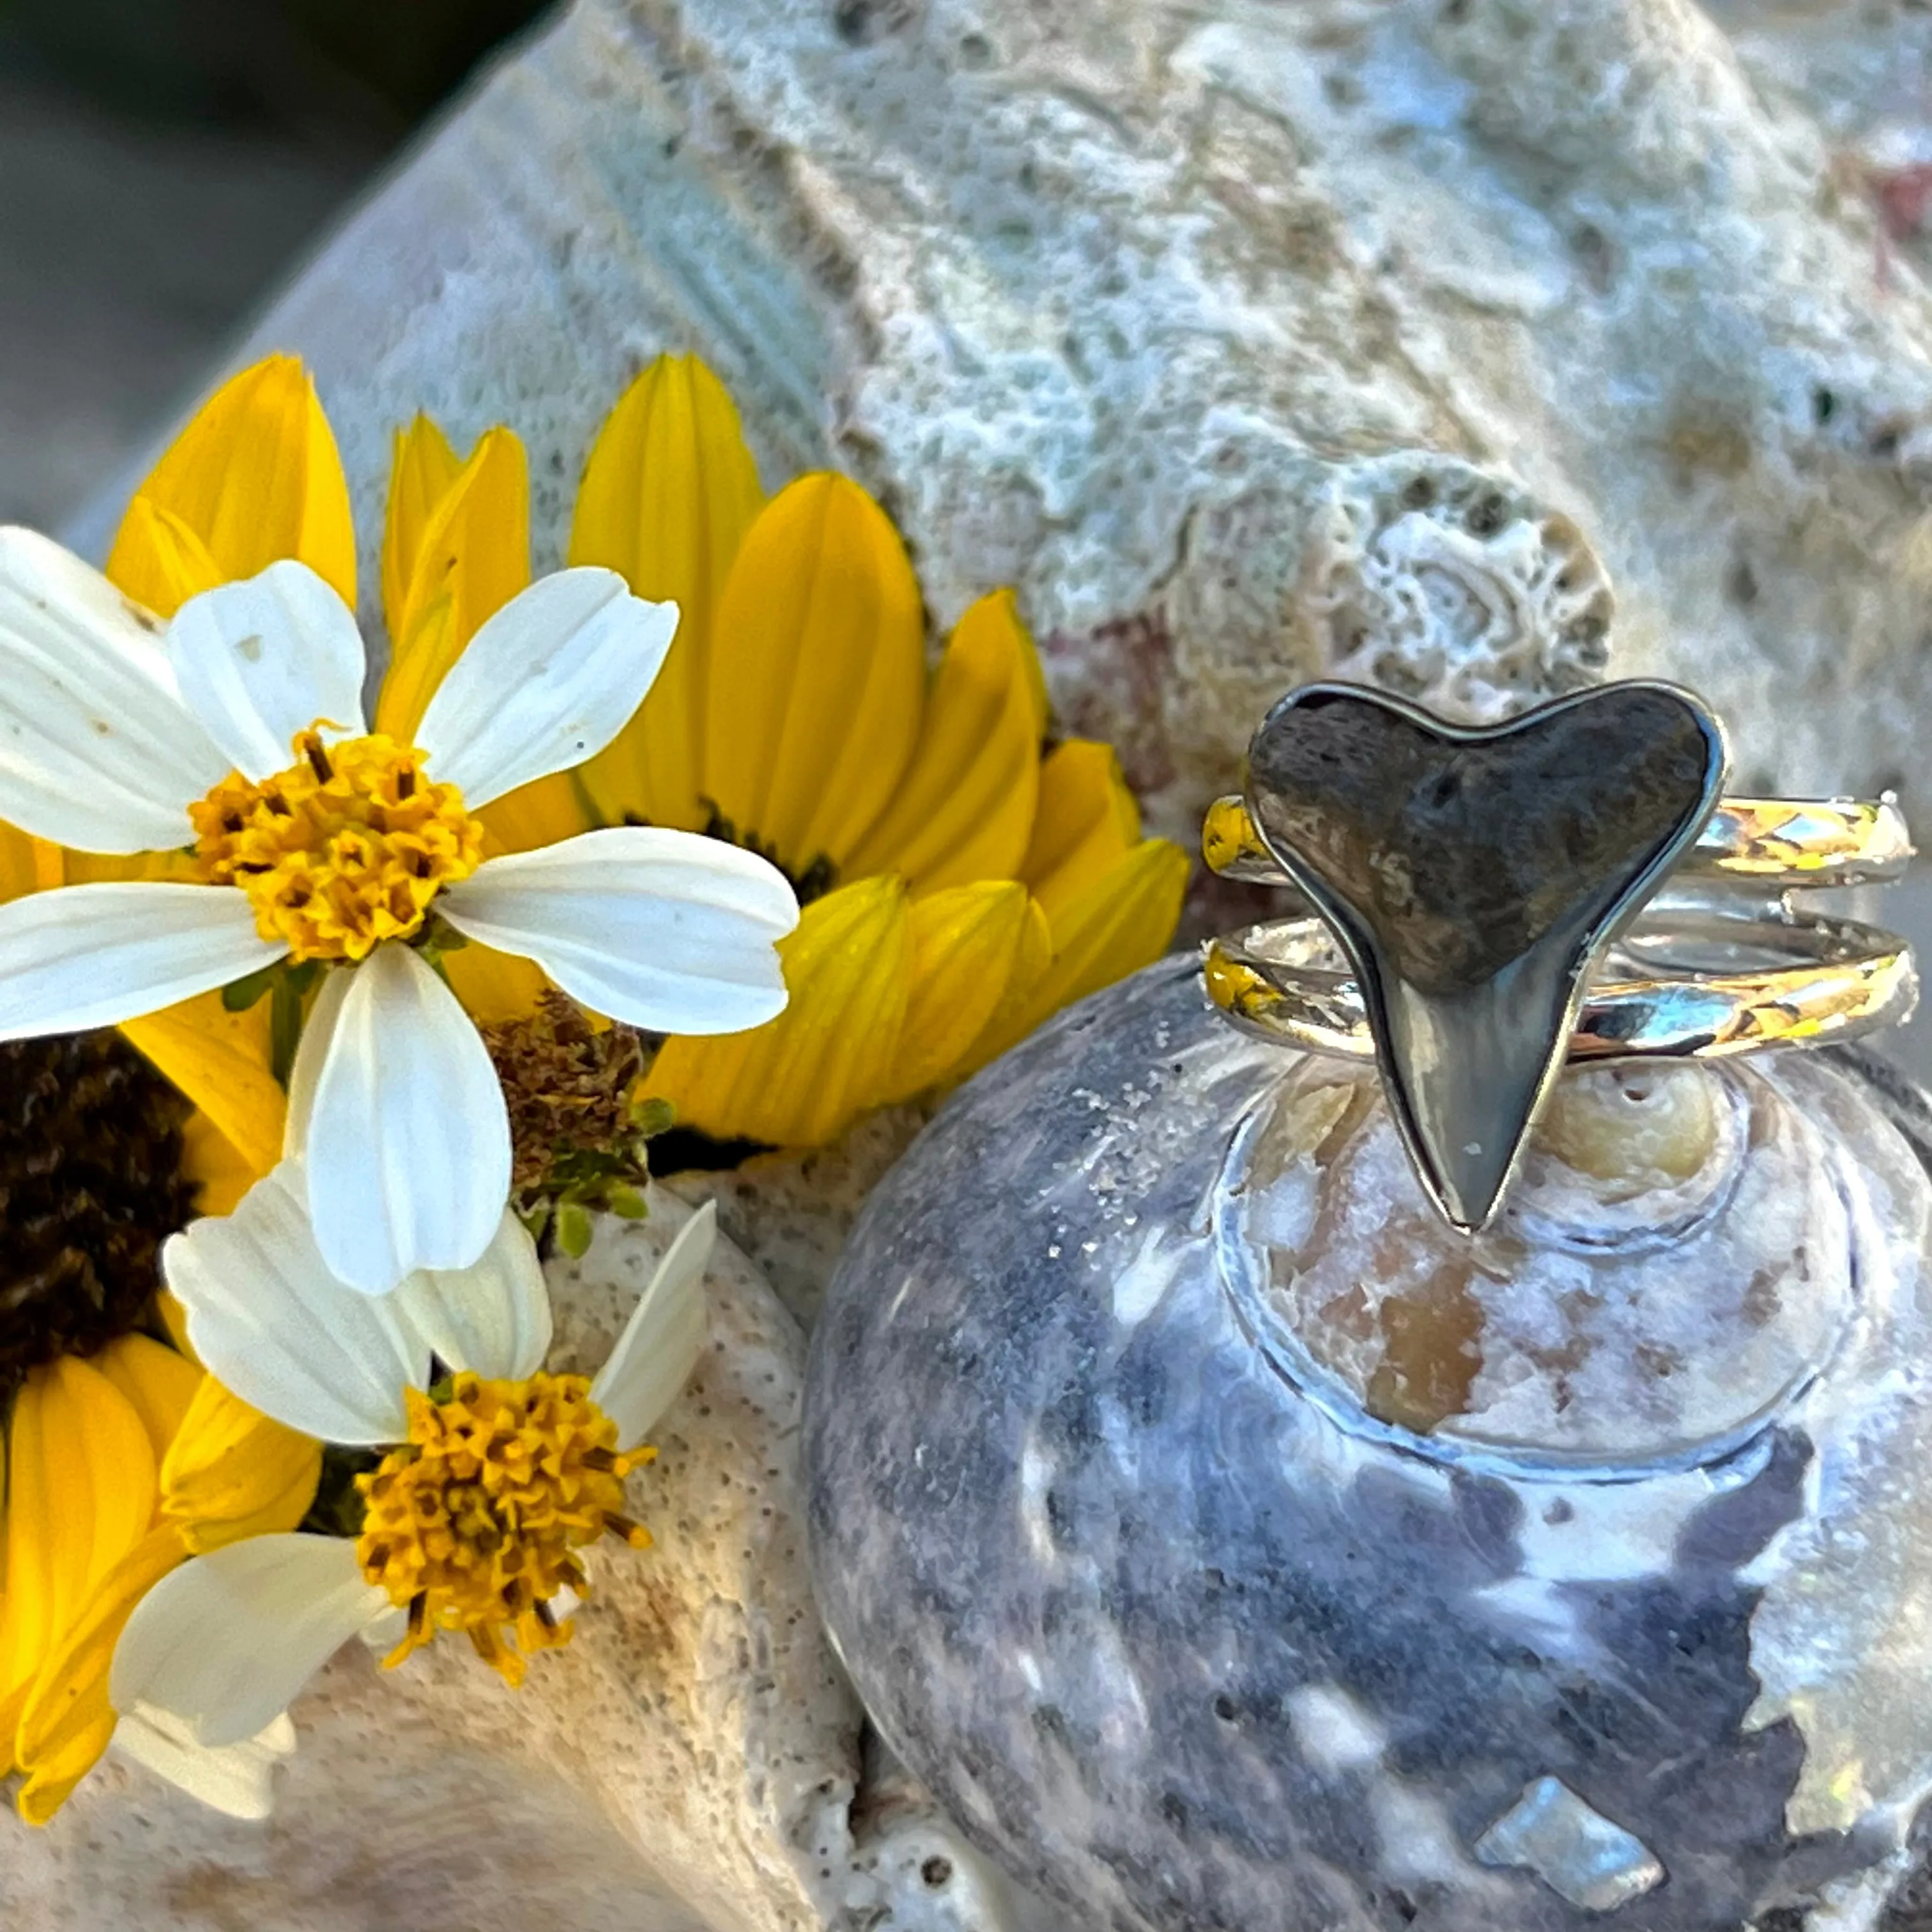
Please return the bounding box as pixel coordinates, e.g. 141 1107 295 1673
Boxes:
111 1174 716 1804
0 531 797 1292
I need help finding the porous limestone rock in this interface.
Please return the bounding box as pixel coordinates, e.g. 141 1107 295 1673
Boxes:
73 0 1932 831
0 1193 1020 1932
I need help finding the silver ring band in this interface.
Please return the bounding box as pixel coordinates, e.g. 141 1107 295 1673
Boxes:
1206 910 1918 1064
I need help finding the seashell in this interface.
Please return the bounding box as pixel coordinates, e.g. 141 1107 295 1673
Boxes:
806 958 1932 1931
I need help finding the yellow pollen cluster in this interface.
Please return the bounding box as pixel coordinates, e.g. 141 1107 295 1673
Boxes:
355 1372 654 1687
191 728 483 961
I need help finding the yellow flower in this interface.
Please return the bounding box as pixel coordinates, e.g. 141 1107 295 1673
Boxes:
393 355 1190 1145
0 827 296 1828
0 1331 319 1823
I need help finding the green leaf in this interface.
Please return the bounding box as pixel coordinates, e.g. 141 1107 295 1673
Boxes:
415 916 471 971
295 1444 382 1540
606 1185 649 1220
270 973 306 1087
221 962 281 1012
556 1202 594 1258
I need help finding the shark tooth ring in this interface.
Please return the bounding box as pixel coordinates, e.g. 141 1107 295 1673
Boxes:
1202 680 1919 1234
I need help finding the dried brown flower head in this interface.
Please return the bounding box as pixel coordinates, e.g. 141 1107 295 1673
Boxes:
481 992 670 1253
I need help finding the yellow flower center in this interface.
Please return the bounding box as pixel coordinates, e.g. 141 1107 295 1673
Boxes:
354 1372 654 1687
190 728 484 962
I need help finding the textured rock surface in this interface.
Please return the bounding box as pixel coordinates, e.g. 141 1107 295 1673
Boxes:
681 1105 931 1331
70 0 1932 834
0 1192 1020 1932
807 959 1932 1931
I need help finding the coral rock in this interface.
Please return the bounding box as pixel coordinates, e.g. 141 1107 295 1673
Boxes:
73 0 1932 832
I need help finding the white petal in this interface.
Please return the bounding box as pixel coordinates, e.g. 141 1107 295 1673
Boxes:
305 941 512 1295
282 963 351 1160
114 1703 297 1821
440 827 798 1034
590 1199 714 1445
395 1207 552 1382
0 526 227 850
358 1606 408 1653
0 882 287 1041
162 1161 424 1445
111 1535 390 1750
168 562 369 779
415 569 678 808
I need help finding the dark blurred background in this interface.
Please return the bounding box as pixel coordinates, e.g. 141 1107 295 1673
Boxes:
0 0 553 528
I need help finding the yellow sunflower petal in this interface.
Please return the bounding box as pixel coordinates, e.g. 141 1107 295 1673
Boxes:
98 498 223 617
105 355 355 616
155 1292 197 1365
645 875 910 1146
160 1378 320 1555
376 592 454 741
845 590 1043 894
119 990 285 1181
442 941 554 1027
61 847 197 886
0 825 61 905
180 1111 257 1216
479 770 597 858
0 827 35 904
0 1360 158 1751
1020 617 1050 737
12 1526 183 1825
958 894 1055 1077
1019 740 1144 923
375 425 532 739
382 413 463 646
703 475 925 878
95 1335 203 1470
880 881 1035 1102
1006 839 1190 1045
572 354 767 832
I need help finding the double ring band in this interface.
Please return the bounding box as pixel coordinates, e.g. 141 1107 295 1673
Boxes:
1203 678 1919 1234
